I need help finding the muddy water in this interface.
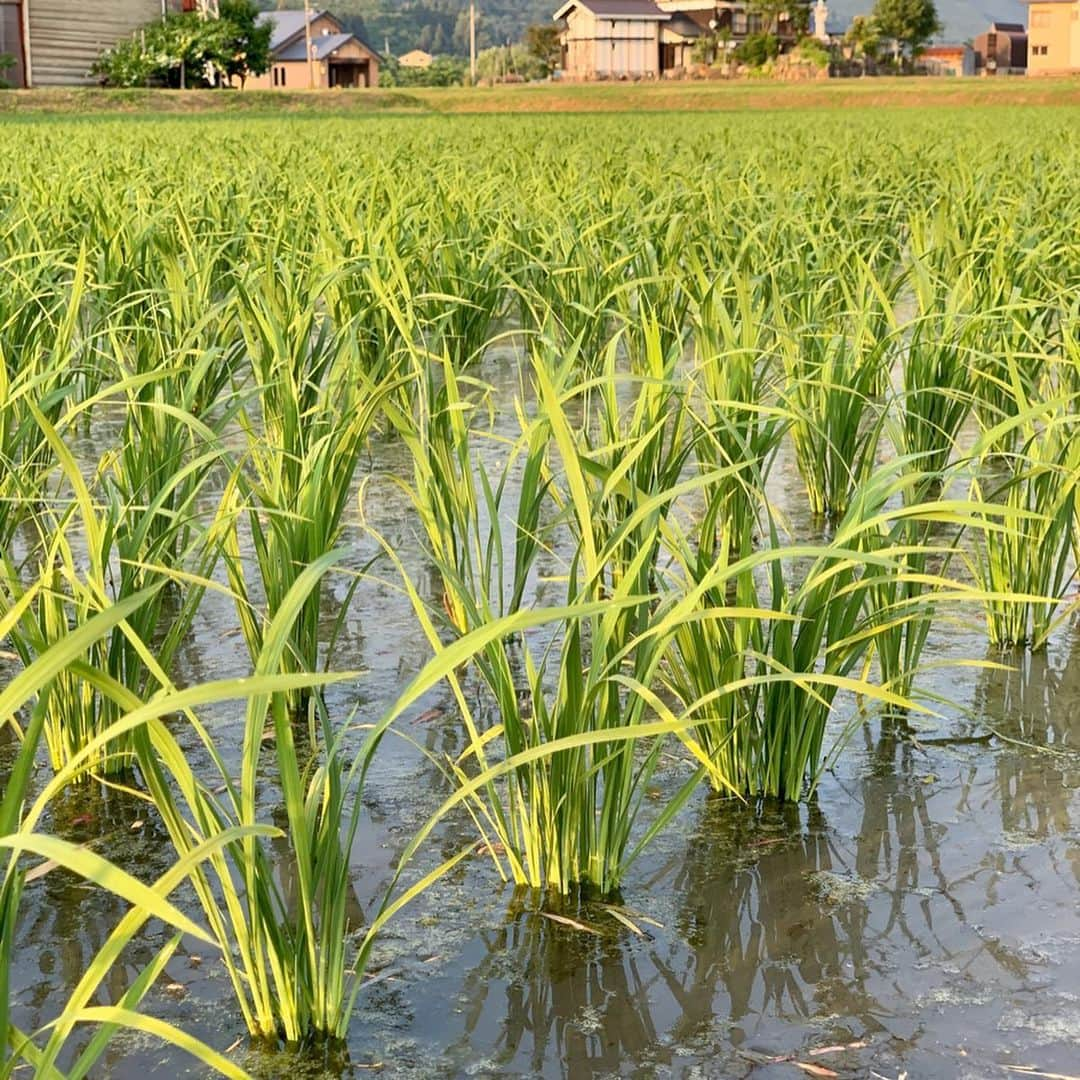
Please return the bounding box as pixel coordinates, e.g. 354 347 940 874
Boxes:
7 350 1080 1079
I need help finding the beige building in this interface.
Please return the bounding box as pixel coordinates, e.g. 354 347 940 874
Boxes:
398 48 433 68
1025 0 1080 73
554 0 669 79
247 9 380 89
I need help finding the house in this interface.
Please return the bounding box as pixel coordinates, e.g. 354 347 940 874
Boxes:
1023 0 1080 73
554 0 803 79
1 0 182 87
973 21 1028 74
919 42 975 75
247 9 380 89
554 0 669 79
398 48 434 68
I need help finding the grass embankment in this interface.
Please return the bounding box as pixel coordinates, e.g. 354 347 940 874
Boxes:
2 75 1080 116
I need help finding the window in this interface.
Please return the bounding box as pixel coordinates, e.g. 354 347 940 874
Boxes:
272 67 278 86
1031 11 1051 27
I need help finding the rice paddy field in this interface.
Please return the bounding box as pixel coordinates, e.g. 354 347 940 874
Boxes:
2 105 1080 1079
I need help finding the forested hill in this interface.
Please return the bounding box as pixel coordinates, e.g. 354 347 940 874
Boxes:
256 0 553 57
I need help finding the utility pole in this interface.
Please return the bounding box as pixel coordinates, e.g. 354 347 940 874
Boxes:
304 0 315 88
469 1 477 85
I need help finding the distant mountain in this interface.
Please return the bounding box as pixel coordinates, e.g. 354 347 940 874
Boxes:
261 0 1025 58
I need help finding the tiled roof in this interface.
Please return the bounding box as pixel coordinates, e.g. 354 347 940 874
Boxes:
555 0 668 20
256 9 326 51
278 31 356 60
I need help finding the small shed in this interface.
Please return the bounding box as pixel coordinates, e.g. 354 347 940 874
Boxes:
554 0 669 80
919 42 975 75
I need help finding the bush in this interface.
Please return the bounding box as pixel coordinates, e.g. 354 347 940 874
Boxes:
92 1 270 88
0 51 15 89
734 32 780 67
381 56 468 87
796 36 831 68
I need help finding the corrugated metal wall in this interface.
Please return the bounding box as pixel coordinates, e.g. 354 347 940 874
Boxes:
0 1 26 87
27 0 163 86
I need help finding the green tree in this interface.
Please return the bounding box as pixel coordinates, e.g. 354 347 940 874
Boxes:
843 14 881 64
525 24 561 73
92 3 272 89
749 0 798 33
871 0 941 61
217 0 272 87
476 42 546 81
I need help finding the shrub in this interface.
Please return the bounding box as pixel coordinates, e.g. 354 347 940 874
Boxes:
734 32 779 66
91 1 270 88
797 36 831 68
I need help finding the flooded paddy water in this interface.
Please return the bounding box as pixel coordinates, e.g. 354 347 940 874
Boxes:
4 110 1080 1080
7 350 1080 1080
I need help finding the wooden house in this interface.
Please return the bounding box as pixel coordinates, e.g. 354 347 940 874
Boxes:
247 9 381 89
553 0 804 79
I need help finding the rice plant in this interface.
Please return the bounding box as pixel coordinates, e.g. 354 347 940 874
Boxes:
777 279 891 519
3 398 218 779
967 405 1080 649
686 270 786 562
895 260 977 481
223 263 396 710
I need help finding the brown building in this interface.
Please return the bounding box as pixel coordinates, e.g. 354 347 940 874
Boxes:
973 21 1028 74
1023 0 1080 73
1 0 185 87
247 9 380 89
554 0 802 79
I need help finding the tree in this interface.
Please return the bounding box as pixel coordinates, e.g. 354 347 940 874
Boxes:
871 0 941 62
525 24 561 73
749 0 783 33
216 0 272 87
0 52 15 89
843 14 881 65
476 43 546 81
91 2 272 89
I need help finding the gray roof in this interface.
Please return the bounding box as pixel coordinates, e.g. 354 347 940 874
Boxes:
991 20 1025 30
278 31 357 60
555 0 668 20
666 12 703 36
256 10 327 51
